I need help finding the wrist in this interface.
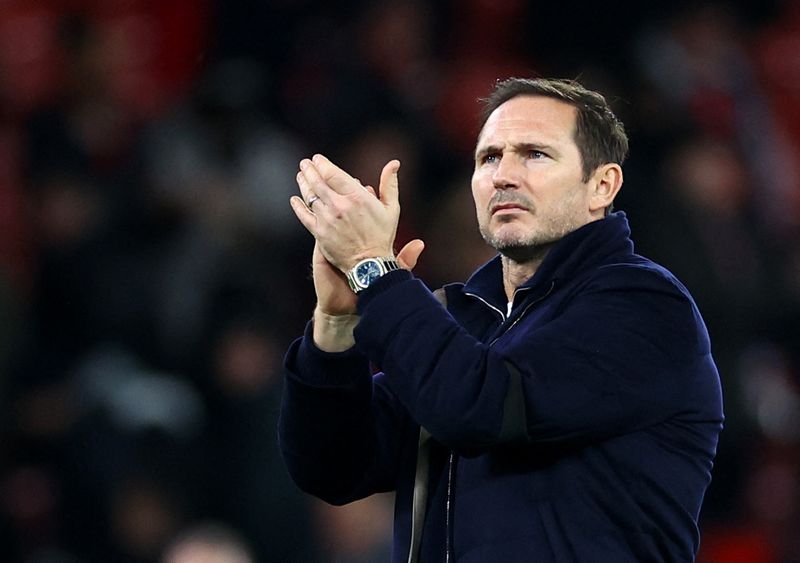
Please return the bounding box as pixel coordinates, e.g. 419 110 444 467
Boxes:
312 307 359 352
341 248 396 272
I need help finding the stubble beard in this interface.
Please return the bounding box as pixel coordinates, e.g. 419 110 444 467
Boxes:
479 206 585 263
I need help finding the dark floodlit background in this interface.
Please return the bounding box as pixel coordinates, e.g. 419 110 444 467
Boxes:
0 1 798 562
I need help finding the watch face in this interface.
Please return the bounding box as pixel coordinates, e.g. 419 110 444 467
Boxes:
356 259 382 287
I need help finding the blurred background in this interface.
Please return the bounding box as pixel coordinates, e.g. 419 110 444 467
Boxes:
0 0 798 561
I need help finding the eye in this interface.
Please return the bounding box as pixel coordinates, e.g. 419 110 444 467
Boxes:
527 150 547 159
481 153 500 165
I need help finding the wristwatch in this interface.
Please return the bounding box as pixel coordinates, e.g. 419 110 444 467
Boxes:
346 257 400 294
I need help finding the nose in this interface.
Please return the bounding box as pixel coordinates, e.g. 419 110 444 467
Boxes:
492 154 521 190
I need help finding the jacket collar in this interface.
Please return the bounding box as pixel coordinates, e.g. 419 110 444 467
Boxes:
462 211 634 309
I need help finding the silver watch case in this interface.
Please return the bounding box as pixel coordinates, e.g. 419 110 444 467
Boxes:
346 257 399 293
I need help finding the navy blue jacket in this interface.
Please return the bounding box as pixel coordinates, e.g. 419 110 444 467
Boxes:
279 213 723 562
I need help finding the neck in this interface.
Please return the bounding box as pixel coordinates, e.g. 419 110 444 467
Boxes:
500 246 550 301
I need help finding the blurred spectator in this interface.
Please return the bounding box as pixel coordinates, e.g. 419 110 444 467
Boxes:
142 58 312 368
163 522 253 563
199 319 318 562
355 0 441 113
696 342 800 562
109 475 185 563
144 59 305 241
313 494 393 563
756 0 800 233
434 0 532 154
634 2 799 238
644 135 778 343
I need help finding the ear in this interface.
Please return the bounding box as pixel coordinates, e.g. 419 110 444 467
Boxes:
588 163 623 214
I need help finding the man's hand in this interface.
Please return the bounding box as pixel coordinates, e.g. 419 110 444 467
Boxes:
291 155 424 351
313 238 425 317
312 241 356 317
309 238 424 352
289 154 401 272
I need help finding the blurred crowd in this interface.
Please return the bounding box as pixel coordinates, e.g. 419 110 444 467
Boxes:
0 0 799 562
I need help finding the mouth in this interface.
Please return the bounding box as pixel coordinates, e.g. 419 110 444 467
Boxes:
491 203 528 215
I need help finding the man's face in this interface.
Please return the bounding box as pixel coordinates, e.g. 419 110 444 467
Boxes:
472 95 594 260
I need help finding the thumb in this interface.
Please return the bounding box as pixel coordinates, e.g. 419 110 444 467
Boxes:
396 238 425 270
379 159 401 207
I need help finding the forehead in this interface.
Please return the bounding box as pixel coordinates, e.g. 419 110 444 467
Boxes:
477 95 578 148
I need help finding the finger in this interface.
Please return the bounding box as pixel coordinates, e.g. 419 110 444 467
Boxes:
378 159 401 207
311 154 359 195
289 196 318 235
396 238 425 270
299 158 338 203
355 179 373 195
296 170 318 206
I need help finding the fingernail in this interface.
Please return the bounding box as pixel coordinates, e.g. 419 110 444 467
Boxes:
312 154 322 164
300 159 309 170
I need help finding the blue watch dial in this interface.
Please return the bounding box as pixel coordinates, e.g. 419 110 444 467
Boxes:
356 260 382 286
347 257 399 293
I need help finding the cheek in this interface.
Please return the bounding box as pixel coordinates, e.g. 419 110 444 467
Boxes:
470 178 485 209
546 184 588 220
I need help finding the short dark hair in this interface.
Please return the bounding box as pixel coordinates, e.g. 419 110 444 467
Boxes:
479 77 629 182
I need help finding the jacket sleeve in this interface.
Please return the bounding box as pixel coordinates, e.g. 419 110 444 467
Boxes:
354 267 720 453
278 322 414 505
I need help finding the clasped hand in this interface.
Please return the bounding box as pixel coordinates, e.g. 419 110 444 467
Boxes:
289 153 424 316
290 153 400 271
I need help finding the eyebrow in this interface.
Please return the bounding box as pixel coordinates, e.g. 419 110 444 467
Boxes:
474 141 557 160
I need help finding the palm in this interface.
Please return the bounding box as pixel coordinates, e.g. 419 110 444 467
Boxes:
313 239 425 316
312 243 357 316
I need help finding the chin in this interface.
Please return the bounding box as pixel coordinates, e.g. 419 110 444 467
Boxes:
482 225 562 262
496 241 553 263
487 224 531 247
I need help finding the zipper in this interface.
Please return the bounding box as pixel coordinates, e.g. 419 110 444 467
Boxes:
489 280 556 346
463 292 506 322
444 279 556 561
445 451 455 563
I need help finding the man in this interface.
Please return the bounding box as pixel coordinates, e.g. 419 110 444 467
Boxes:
279 77 723 562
